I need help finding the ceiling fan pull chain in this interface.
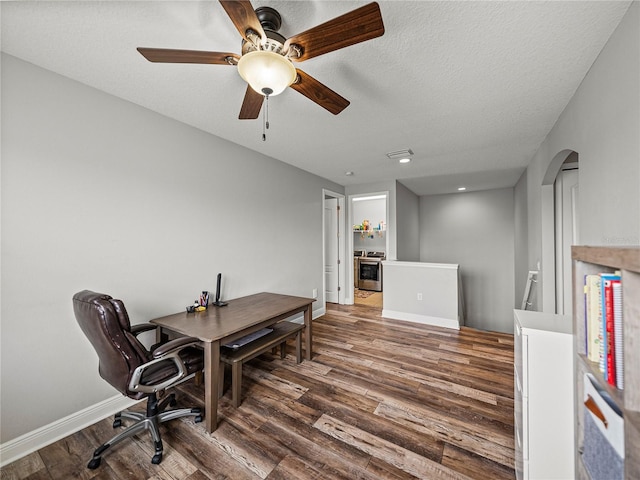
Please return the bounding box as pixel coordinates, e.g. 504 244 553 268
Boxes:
262 94 270 141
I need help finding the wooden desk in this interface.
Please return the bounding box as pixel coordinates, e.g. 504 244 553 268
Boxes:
149 292 314 433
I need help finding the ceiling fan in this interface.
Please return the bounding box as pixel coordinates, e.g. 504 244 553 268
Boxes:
137 1 385 120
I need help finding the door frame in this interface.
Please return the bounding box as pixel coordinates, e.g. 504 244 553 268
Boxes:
347 191 390 305
554 163 579 315
541 149 578 313
322 189 345 309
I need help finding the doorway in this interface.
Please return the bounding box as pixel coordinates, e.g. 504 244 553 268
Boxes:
540 150 579 314
554 158 579 315
322 190 345 308
349 192 389 308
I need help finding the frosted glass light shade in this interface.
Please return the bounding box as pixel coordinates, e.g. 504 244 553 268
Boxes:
237 50 296 97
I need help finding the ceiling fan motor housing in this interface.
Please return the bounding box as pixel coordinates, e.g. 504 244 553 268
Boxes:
255 7 281 31
241 6 294 57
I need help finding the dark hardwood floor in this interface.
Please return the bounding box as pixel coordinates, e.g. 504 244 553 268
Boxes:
1 303 515 480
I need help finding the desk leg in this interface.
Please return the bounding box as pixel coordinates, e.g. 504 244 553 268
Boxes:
203 340 220 433
304 303 312 361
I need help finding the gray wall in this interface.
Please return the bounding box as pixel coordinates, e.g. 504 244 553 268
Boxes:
513 170 531 309
395 181 420 261
523 2 639 310
419 188 515 333
0 53 342 443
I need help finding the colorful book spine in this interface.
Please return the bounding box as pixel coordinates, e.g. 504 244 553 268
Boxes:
603 278 617 386
600 273 621 385
585 274 602 363
582 272 624 390
613 281 624 390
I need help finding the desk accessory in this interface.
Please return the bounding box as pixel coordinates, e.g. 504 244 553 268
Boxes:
187 291 210 312
212 273 228 307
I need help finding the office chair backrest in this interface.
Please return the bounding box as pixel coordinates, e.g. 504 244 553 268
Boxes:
73 290 150 400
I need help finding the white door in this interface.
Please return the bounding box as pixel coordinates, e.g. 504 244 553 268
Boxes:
324 198 339 303
555 168 579 315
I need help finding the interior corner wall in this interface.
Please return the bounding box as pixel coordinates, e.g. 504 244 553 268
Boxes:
419 188 515 333
395 181 420 262
514 170 531 309
0 53 343 444
525 1 639 288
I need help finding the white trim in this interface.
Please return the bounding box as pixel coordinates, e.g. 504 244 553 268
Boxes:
285 306 326 324
0 394 139 467
322 189 346 309
381 309 460 330
382 260 459 270
352 195 386 202
348 191 390 303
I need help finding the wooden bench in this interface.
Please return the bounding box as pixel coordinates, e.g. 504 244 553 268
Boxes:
219 321 304 407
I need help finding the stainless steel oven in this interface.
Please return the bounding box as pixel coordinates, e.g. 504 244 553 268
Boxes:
354 250 365 288
358 251 385 291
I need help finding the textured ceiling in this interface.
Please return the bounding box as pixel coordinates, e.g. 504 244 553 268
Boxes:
1 1 631 195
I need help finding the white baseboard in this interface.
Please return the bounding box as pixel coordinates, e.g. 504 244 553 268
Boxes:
0 394 138 467
313 306 326 319
381 309 460 330
284 306 325 324
1 307 326 467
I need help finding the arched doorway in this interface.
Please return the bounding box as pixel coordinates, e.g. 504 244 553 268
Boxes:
541 149 579 314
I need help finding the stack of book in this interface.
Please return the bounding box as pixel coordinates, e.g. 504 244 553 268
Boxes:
583 272 624 390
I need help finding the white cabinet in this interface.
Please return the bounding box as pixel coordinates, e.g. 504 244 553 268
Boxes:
514 309 574 480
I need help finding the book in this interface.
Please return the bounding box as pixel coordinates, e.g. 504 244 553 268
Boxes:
585 274 602 363
600 273 621 384
613 281 624 390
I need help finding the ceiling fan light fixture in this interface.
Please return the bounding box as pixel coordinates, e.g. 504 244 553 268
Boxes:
237 50 296 97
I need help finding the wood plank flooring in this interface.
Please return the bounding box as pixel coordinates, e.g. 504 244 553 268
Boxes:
1 303 515 480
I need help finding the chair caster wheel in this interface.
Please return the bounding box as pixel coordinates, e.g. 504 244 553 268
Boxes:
151 453 162 465
112 418 122 428
87 457 101 469
194 415 203 423
169 398 177 407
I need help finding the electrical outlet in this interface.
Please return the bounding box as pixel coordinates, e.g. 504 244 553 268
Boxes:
417 293 422 301
312 288 318 298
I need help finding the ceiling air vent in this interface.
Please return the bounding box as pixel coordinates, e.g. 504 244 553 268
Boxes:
386 149 413 160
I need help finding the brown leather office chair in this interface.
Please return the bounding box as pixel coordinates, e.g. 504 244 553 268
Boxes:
73 290 204 469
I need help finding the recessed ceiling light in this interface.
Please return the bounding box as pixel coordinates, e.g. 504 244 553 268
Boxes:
399 158 411 164
457 187 467 191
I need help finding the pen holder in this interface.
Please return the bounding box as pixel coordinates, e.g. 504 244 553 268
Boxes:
187 291 210 313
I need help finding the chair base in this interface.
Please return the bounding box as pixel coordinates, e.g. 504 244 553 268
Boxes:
87 392 202 469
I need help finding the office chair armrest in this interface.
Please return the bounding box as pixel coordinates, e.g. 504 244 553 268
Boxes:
130 323 157 336
129 339 201 394
151 336 201 358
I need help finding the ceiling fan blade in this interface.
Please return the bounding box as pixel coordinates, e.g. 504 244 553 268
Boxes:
290 70 350 115
284 2 384 62
239 85 264 119
137 48 239 65
219 0 265 44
